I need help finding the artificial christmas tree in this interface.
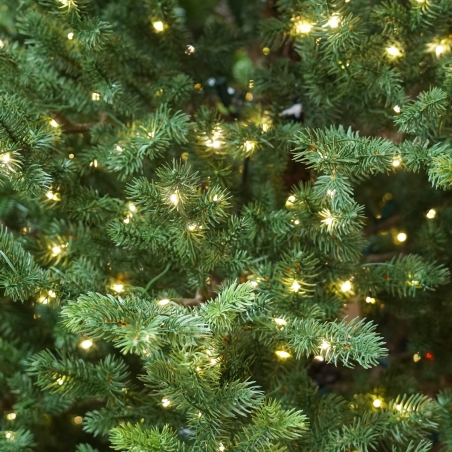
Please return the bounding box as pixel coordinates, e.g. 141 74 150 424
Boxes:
2 0 452 451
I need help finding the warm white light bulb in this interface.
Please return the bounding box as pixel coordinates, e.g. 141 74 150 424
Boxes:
373 399 381 407
366 297 376 304
387 47 400 56
113 284 123 293
245 141 254 152
426 209 436 219
288 195 296 202
129 204 136 212
92 93 100 101
2 153 10 163
321 340 330 350
6 413 16 420
170 193 178 204
393 105 400 113
436 45 444 56
52 246 61 254
276 350 290 358
162 398 171 407
292 281 301 292
68 32 74 40
50 119 58 128
80 339 93 349
393 159 400 167
153 21 164 32
327 16 339 28
397 232 407 242
341 281 352 292
274 318 287 325
159 299 170 306
314 355 324 361
323 217 333 225
396 404 402 411
297 22 312 33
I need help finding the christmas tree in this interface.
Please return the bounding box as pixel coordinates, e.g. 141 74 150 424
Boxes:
2 0 452 450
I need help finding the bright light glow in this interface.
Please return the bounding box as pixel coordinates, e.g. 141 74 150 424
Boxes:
68 32 74 40
288 195 296 202
393 159 400 167
366 297 376 304
436 45 444 56
314 355 324 362
58 378 64 385
162 398 171 407
0 40 3 48
188 224 196 231
159 299 170 306
213 195 218 201
323 217 333 226
48 290 55 297
426 209 436 219
40 297 48 305
296 22 312 33
6 433 12 438
396 404 402 411
212 140 221 148
327 16 339 28
413 353 421 362
113 284 123 293
2 153 10 163
50 119 58 128
276 350 291 358
6 413 16 420
250 281 258 287
294 220 300 225
129 204 136 212
153 21 164 32
170 193 178 204
262 124 268 132
292 281 301 292
116 146 123 152
185 45 195 55
393 105 400 113
219 443 225 451
373 399 381 408
52 246 61 254
46 191 54 199
80 339 93 349
397 232 407 242
196 366 201 372
211 358 217 364
92 92 100 101
245 141 255 152
341 281 352 292
387 47 400 56
321 340 330 350
123 218 129 224
274 318 287 325
263 47 270 55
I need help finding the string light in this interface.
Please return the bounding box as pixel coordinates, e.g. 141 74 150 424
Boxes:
68 32 74 40
262 124 268 132
153 21 164 32
323 217 333 225
413 353 421 362
291 281 301 292
250 281 258 287
159 299 170 306
373 399 381 408
211 358 217 364
0 40 3 48
436 45 444 56
296 22 312 33
123 218 129 224
314 355 324 361
426 209 436 219
326 15 339 28
294 220 300 225
219 443 225 451
396 404 402 411
366 297 376 304
113 284 123 293
274 318 287 325
74 416 83 424
48 290 56 297
50 119 58 128
52 246 61 254
80 339 93 349
341 281 352 292
39 296 48 304
188 224 196 231
321 340 330 350
170 193 178 204
275 350 291 358
162 398 171 407
213 195 218 201
6 413 16 420
58 378 64 385
245 141 255 153
129 204 136 212
185 45 195 54
288 195 296 203
393 105 401 113
116 145 123 152
92 93 100 101
387 46 400 56
392 159 400 167
397 232 407 242
5 432 12 439
196 366 201 372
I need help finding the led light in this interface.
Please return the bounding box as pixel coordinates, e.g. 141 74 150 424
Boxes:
274 318 287 325
188 224 196 231
413 353 421 362
123 218 129 224
196 366 201 372
69 154 74 159
81 339 93 349
198 412 202 417
68 32 74 40
393 159 400 167
52 246 61 254
366 297 376 304
212 140 221 148
153 21 164 32
92 93 100 101
327 16 339 28
341 281 352 292
288 195 296 202
40 297 48 305
170 193 178 204
373 399 381 407
321 340 330 350
162 398 171 407
219 444 225 451
262 124 268 132
185 45 195 54
393 105 400 113
250 281 258 287
211 358 217 364
426 209 436 219
159 299 170 306
58 378 64 385
116 145 123 152
129 204 136 212
397 232 407 242
296 22 312 33
113 284 123 293
314 355 324 361
292 281 301 292
323 217 333 225
387 46 400 56
245 141 255 152
48 290 55 297
396 404 402 411
6 433 12 438
245 93 253 101
6 413 16 420
213 195 218 201
50 119 58 128
275 350 290 358
294 220 300 225
436 45 444 56
0 40 3 48
2 153 10 163
74 416 83 424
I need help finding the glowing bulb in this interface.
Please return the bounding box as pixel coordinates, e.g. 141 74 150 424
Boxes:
213 195 218 201
245 93 253 101
245 141 254 152
262 124 268 132
393 105 400 113
2 153 10 163
74 416 83 424
0 40 3 48
212 140 221 148
52 246 61 254
162 398 171 407
387 47 400 56
341 281 352 292
196 366 201 372
92 93 100 101
68 32 74 40
211 358 217 365
327 16 339 28
250 281 258 287
323 217 333 225
276 350 290 358
129 204 136 212
392 159 400 167
314 355 324 361
40 297 48 304
6 413 16 420
159 299 170 306
263 47 270 55
321 340 330 350
48 290 55 297
80 339 93 349
413 353 421 362
50 119 58 128
198 412 202 417
116 145 123 152
396 404 402 411
426 209 436 219
113 284 123 293
188 224 196 231
185 45 195 54
366 297 376 304
292 281 301 292
6 433 11 438
274 318 286 325
294 220 300 225
288 195 296 202
170 193 178 204
436 45 444 56
219 444 225 451
373 399 381 408
58 378 64 385
123 218 129 224
296 22 312 33
153 21 164 32
397 232 407 242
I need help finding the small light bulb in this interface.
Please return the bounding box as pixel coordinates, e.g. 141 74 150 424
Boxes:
396 404 402 411
327 16 339 28
274 318 286 325
262 124 268 132
366 297 376 304
92 93 100 101
219 444 225 452
185 45 195 54
211 358 217 364
296 22 312 33
426 209 436 219
397 232 407 242
153 21 164 32
116 145 123 152
250 281 258 287
245 141 254 152
68 32 74 40
170 193 178 204
113 284 123 293
198 412 202 417
196 366 201 372
123 218 129 224
6 413 16 420
48 290 55 297
162 398 171 407
213 195 218 201
321 340 330 350
52 246 61 254
0 40 4 48
288 195 296 202
188 224 196 231
291 281 301 292
387 46 400 56
323 217 333 225
50 119 58 128
2 153 10 163
413 353 421 362
275 350 290 358
245 93 253 101
294 219 300 225
341 281 352 292
436 45 444 56
74 416 83 424
80 339 93 349
58 378 64 385
314 355 324 362
6 432 11 438
393 159 400 167
159 299 170 306
129 204 136 212
393 105 400 113
373 399 381 407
